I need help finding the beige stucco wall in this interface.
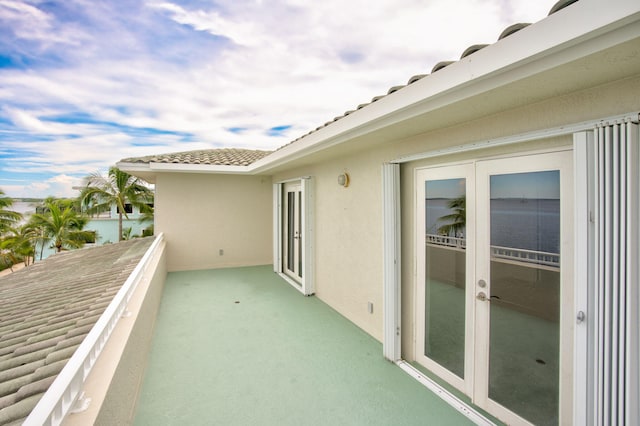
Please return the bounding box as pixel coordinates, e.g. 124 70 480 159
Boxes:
274 148 389 340
155 173 273 272
398 74 639 359
271 73 639 348
143 74 639 354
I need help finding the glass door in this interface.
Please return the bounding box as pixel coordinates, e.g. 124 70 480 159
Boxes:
416 164 475 395
474 151 572 425
283 182 302 282
416 150 572 425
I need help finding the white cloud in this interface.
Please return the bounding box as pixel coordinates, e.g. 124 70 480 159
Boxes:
0 0 87 47
0 0 555 198
2 174 81 199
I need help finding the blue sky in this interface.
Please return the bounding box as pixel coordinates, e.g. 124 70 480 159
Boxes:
0 0 552 198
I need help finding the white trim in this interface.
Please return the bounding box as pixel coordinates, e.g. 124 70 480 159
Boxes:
573 131 594 425
273 183 282 273
382 163 401 361
626 123 639 426
150 162 250 174
391 112 640 164
395 361 496 426
301 177 315 295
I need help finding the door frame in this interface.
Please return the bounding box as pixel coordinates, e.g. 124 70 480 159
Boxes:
472 150 574 425
404 145 580 424
273 177 315 295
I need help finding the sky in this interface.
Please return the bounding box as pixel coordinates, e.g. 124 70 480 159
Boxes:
0 0 554 199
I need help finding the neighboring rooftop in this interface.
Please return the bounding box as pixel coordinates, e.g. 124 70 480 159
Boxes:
120 148 272 166
0 238 154 426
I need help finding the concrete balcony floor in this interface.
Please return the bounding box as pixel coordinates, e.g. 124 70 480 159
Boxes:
133 265 473 425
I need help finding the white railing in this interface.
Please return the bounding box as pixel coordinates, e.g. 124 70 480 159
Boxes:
24 233 165 426
426 234 559 267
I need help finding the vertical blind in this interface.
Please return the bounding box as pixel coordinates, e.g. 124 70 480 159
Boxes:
593 121 639 425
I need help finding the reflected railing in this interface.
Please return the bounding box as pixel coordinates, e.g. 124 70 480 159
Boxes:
425 234 466 249
426 234 559 268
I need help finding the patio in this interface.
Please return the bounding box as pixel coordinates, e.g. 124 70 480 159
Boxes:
133 265 474 425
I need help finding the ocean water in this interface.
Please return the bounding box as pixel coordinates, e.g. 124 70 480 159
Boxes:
427 198 560 254
11 201 37 216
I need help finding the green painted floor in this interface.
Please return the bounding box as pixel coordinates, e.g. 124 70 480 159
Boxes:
133 266 473 426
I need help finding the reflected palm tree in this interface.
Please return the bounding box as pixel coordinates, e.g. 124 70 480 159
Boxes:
437 196 465 237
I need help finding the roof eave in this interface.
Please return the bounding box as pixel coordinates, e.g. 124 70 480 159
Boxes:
117 161 253 181
120 0 640 179
249 0 640 173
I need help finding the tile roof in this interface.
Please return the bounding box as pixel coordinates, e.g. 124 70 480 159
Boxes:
0 237 154 426
120 148 272 166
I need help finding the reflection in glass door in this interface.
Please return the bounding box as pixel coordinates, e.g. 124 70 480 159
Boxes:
489 171 560 425
416 165 474 394
475 151 571 426
416 151 572 425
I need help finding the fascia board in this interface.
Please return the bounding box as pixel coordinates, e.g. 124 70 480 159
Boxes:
116 162 152 173
149 162 251 174
117 161 252 176
250 0 640 174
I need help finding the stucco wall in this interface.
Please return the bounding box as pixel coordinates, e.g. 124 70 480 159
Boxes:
274 149 388 340
398 74 639 359
155 173 273 272
272 73 639 348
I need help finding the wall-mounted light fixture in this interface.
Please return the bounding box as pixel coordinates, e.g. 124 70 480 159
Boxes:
337 172 350 188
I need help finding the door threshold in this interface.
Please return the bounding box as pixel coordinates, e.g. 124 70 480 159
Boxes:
395 360 496 426
276 271 313 295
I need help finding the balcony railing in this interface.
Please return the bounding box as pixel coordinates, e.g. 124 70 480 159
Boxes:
23 233 165 426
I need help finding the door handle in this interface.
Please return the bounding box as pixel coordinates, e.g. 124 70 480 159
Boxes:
476 292 488 302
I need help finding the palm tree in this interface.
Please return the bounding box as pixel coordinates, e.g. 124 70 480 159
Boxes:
79 167 153 242
28 199 93 252
0 224 35 269
437 196 466 237
0 189 22 234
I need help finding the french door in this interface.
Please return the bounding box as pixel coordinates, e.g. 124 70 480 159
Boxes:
274 178 314 295
416 150 573 425
283 181 302 281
